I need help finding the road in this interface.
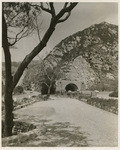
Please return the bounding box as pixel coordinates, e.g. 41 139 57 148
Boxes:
14 96 118 146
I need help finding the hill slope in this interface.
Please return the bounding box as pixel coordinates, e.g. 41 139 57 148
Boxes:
22 22 118 92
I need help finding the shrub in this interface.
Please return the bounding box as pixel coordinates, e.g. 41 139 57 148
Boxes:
2 121 36 138
12 121 36 135
41 83 56 95
87 97 118 114
89 77 118 92
109 91 118 97
78 92 92 100
14 86 24 95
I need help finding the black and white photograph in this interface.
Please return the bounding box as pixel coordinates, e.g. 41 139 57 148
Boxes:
1 1 118 148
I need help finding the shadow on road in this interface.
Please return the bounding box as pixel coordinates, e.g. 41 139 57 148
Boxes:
24 121 91 147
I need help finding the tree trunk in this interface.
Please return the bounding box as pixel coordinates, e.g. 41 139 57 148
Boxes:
2 3 78 137
2 12 14 137
47 86 51 97
48 81 53 96
4 90 14 137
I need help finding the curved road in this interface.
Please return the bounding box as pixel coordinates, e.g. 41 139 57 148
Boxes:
15 96 118 146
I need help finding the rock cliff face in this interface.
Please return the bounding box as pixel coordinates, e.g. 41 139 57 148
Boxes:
23 22 118 92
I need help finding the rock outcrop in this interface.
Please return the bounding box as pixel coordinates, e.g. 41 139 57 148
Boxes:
22 22 118 92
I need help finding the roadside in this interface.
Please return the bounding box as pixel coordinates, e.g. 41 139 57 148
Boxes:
2 96 117 147
97 91 118 99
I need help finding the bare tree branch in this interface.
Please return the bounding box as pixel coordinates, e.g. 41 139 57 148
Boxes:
63 2 69 9
57 12 71 23
7 11 22 26
9 25 27 46
49 3 55 17
34 14 42 42
18 28 34 39
8 28 34 46
42 82 49 87
40 2 53 15
10 2 78 91
41 60 53 81
56 2 78 22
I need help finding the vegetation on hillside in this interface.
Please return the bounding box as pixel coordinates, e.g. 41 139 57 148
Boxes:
22 22 118 92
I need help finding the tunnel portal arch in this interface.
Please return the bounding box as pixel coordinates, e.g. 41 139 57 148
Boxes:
65 83 78 92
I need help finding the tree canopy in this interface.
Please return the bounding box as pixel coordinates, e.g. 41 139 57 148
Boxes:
3 2 41 46
2 2 78 137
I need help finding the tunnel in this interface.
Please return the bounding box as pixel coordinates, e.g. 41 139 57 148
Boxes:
65 83 78 92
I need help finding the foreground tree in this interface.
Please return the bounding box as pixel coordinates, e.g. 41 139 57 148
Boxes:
2 2 78 137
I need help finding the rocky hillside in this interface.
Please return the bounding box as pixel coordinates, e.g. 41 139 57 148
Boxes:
22 22 118 91
46 22 118 74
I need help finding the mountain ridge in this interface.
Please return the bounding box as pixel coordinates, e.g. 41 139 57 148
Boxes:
22 21 118 92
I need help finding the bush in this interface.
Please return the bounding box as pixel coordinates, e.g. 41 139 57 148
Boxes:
41 83 56 95
2 121 36 138
55 91 68 97
14 86 24 95
55 91 92 99
109 91 118 97
89 77 118 92
87 97 118 114
78 92 92 100
12 121 36 135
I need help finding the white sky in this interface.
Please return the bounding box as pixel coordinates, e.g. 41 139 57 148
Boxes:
2 2 118 62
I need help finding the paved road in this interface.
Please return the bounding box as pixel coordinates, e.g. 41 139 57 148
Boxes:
14 96 118 146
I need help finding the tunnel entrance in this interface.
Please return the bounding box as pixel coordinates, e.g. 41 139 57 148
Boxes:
65 83 78 92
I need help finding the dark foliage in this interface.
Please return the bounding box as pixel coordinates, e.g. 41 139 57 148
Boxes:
2 120 36 137
87 97 118 114
90 78 118 91
13 86 24 95
109 91 118 97
41 82 56 95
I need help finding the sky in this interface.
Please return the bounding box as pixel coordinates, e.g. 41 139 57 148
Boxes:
2 2 118 62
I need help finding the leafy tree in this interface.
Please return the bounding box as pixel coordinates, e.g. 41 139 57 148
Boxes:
40 58 64 96
41 63 56 96
2 2 78 137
